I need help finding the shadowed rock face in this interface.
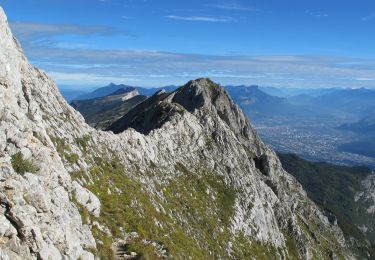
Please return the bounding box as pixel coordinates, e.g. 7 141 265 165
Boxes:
0 5 359 260
106 90 178 134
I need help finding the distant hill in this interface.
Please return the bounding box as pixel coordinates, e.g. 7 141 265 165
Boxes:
337 114 375 158
76 83 178 100
71 88 147 129
339 114 375 134
260 86 339 98
225 85 329 121
76 83 135 100
60 89 90 102
288 88 375 119
278 153 375 258
337 111 375 158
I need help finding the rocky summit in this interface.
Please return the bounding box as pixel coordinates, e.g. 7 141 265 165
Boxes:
0 6 359 260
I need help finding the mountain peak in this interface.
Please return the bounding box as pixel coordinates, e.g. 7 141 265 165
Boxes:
172 78 229 112
107 78 226 135
107 78 260 151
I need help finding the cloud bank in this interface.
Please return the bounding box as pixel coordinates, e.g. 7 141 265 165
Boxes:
9 21 375 89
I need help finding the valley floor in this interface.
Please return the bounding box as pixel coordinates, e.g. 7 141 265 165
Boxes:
254 118 375 170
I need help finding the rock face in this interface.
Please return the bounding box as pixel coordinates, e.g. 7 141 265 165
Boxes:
0 6 356 259
0 7 96 259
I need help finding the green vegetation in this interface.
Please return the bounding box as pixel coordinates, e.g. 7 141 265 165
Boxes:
232 232 281 260
75 135 91 153
11 152 38 174
278 153 375 258
71 155 266 259
50 136 79 164
65 139 350 259
283 231 300 260
296 215 346 260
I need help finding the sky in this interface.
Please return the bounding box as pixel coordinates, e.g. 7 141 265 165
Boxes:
1 0 375 89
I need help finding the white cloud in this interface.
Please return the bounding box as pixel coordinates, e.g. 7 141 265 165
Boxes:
306 11 329 18
10 22 125 41
205 1 256 11
362 13 375 21
355 78 375 81
165 15 235 22
48 71 139 85
21 42 375 88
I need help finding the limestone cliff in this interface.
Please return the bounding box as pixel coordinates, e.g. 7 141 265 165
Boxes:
0 6 354 259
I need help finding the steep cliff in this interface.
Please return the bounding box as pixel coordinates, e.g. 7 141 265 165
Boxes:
0 6 354 259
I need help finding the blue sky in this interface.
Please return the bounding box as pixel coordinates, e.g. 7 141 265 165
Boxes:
1 0 375 88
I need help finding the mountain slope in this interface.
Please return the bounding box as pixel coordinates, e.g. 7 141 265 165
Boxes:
337 114 375 160
71 88 147 129
278 153 375 258
339 114 375 134
0 7 356 259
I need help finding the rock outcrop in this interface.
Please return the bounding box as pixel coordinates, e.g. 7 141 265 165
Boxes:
0 6 356 259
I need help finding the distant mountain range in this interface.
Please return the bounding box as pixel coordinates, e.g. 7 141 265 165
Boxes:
59 88 91 102
340 114 375 134
337 114 375 159
288 88 375 120
66 83 375 123
260 86 340 98
225 85 334 122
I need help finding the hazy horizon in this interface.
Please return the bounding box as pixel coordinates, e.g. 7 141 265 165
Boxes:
58 81 375 91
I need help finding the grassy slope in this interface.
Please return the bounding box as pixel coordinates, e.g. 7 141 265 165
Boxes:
46 128 352 260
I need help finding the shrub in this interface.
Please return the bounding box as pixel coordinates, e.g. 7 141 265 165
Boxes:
11 152 38 174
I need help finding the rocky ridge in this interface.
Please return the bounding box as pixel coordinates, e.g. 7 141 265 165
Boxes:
0 6 355 259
